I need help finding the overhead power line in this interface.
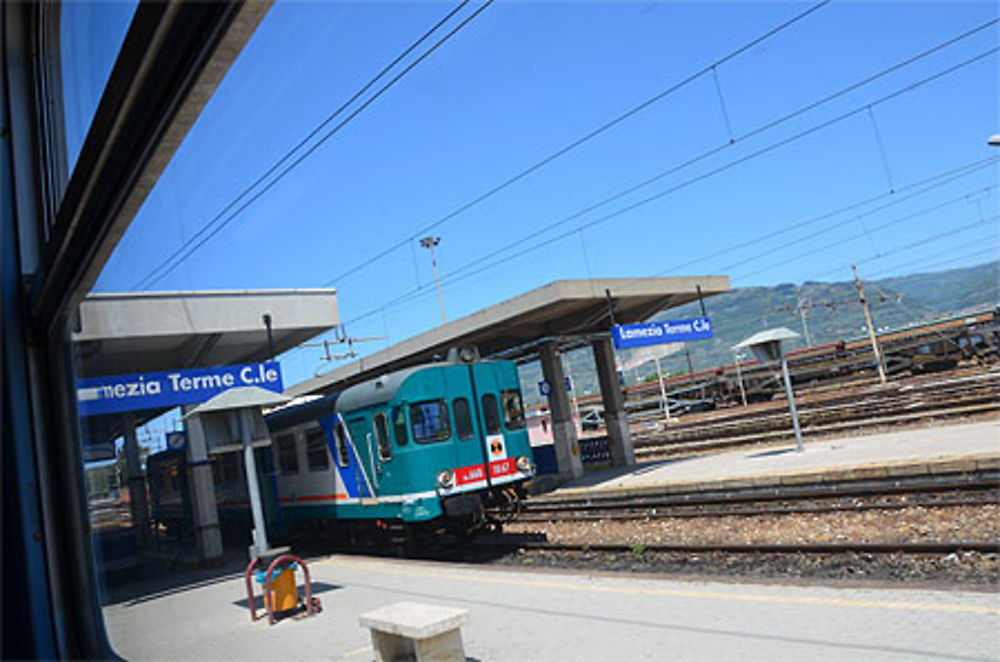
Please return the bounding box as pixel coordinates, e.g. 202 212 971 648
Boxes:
861 225 1000 279
725 184 998 277
319 0 834 286
417 22 1000 289
134 0 491 290
341 150 997 330
736 212 999 281
336 48 998 325
430 48 999 275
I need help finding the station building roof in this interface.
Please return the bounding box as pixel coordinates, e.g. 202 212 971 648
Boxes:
289 276 728 397
72 288 338 454
73 289 339 377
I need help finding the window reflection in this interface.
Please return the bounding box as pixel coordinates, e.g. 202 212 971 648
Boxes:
60 0 137 174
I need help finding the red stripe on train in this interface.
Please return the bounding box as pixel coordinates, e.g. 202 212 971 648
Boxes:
455 464 487 485
489 458 517 478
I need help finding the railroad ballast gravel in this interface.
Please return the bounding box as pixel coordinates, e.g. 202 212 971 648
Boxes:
501 504 1000 585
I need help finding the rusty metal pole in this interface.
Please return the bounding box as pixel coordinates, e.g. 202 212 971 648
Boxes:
853 264 887 384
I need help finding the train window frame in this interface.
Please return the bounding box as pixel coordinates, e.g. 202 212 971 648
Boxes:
373 412 392 461
305 427 330 472
391 406 409 446
1 4 272 657
276 434 299 476
409 399 452 444
481 393 501 435
453 397 474 440
501 389 526 430
333 420 351 468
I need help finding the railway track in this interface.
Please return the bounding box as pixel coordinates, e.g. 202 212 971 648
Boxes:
487 469 1000 572
477 538 1000 555
628 371 1000 457
517 470 1000 522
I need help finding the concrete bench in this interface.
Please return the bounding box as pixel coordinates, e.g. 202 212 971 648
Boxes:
359 601 469 662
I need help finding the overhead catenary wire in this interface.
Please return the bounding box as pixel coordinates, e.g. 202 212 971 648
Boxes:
335 48 998 330
789 222 999 283
325 15 998 290
341 159 996 331
337 162 996 331
735 213 1000 281
723 184 998 277
134 0 492 290
862 238 1000 281
355 44 1000 317
427 48 1000 279
318 0 835 287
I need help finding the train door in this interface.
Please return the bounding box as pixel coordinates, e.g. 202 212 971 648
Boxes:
369 410 396 494
444 365 490 488
471 362 526 483
344 416 379 501
322 416 372 502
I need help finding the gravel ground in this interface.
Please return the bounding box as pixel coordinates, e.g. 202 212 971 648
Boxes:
507 505 1000 546
500 505 1000 586
494 548 1000 586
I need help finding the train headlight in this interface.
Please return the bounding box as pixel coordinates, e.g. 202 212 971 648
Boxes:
436 470 454 489
516 455 532 472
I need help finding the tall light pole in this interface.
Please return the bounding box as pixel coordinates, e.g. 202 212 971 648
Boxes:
420 236 447 324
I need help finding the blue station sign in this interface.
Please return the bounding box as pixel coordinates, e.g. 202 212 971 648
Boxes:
612 317 713 350
76 361 283 417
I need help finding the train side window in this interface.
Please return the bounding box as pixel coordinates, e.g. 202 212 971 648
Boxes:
374 413 392 461
453 398 474 440
409 399 451 443
481 393 501 435
392 406 409 446
305 428 329 471
334 421 351 467
501 389 525 430
211 457 223 484
276 434 299 475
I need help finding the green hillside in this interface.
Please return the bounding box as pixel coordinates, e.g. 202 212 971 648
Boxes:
518 260 998 405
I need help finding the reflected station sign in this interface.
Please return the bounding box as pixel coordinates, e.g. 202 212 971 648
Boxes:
76 361 283 416
612 317 713 350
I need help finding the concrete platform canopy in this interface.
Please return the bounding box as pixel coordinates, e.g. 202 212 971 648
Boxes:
291 277 728 396
290 277 729 480
74 289 339 377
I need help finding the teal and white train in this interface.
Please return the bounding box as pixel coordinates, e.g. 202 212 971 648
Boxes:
263 352 534 538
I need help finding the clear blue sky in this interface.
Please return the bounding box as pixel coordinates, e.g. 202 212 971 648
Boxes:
63 0 999 392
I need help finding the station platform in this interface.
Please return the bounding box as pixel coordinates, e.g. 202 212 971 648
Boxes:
103 552 999 661
538 419 1000 501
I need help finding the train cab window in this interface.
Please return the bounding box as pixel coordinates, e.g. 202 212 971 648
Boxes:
334 421 351 467
276 434 299 476
453 398 474 440
501 389 526 430
374 413 392 461
481 393 501 435
305 428 329 471
392 406 409 446
409 400 452 443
